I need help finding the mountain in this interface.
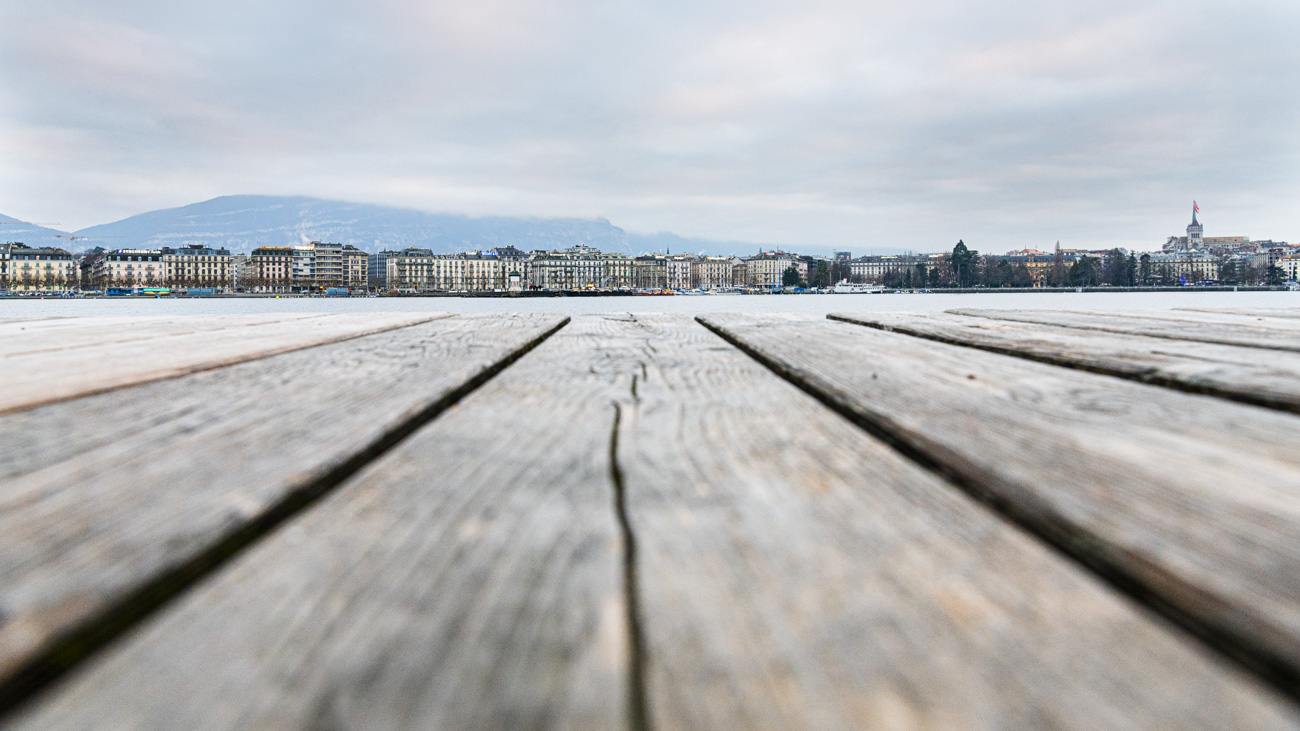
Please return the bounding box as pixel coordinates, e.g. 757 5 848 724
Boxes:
0 214 72 249
72 195 642 255
16 194 866 257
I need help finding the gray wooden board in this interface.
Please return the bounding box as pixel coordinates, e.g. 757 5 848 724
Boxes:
1176 307 1300 320
1 312 440 414
12 315 1299 729
0 313 325 357
952 308 1300 351
831 310 1300 413
9 314 638 730
0 313 567 705
700 313 1300 697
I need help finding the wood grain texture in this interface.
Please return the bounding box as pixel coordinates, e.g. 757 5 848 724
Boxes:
12 315 1298 730
0 313 321 351
615 317 1296 729
1176 307 1300 320
951 308 1300 351
831 310 1300 413
700 313 1300 698
0 312 439 414
8 314 650 730
0 313 567 710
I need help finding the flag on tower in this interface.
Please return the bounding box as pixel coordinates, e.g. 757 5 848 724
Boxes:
1194 201 1200 214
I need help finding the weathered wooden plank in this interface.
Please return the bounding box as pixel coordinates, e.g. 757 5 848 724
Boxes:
12 316 1298 729
0 312 440 413
7 314 637 730
0 313 567 711
0 313 323 353
952 308 1300 351
1176 307 1300 320
831 310 1300 413
700 313 1300 698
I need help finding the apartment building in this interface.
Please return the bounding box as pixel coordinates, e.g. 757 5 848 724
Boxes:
1148 253 1220 282
249 247 295 290
692 257 735 289
6 245 76 291
745 252 805 288
161 245 231 288
633 255 667 290
385 248 437 290
528 246 632 290
666 256 693 290
431 252 504 291
96 249 165 287
343 246 368 287
310 242 344 285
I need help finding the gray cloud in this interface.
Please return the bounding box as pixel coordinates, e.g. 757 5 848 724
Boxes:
2 0 1297 252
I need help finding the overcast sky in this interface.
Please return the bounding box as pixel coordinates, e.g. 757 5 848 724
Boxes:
1 0 1297 251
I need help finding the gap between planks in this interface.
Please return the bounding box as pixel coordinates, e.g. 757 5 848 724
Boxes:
698 313 1300 705
12 315 1298 730
828 311 1300 415
0 313 444 415
0 314 570 718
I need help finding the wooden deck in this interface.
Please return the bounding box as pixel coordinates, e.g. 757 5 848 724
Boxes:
3 308 1300 729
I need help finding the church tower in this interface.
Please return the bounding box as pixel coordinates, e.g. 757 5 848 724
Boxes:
1187 202 1203 248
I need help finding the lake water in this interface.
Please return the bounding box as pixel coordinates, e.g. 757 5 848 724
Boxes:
3 290 1299 317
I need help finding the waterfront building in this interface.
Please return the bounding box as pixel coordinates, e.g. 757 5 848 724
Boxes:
367 251 391 289
666 256 693 290
429 251 504 291
161 244 231 289
249 246 295 291
1148 252 1219 283
849 254 927 283
97 249 165 288
0 243 9 286
309 242 344 286
1277 255 1300 282
230 254 251 289
691 257 734 289
633 255 667 290
343 246 368 287
745 252 804 288
5 244 76 292
292 246 314 283
1001 249 1057 285
384 248 437 290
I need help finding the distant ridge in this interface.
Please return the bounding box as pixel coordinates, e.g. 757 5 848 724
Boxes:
5 195 871 257
71 195 635 255
0 214 71 249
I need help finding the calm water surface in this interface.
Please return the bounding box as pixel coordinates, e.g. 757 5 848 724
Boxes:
4 290 1299 317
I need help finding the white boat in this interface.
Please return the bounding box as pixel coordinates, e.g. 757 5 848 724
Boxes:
832 280 884 294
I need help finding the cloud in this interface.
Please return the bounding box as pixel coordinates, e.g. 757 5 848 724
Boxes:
1 0 1297 251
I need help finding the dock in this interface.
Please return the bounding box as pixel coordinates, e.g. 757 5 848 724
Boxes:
3 308 1300 728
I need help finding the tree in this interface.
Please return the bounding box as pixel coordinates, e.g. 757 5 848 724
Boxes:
950 240 978 287
1010 264 1034 288
1048 244 1068 287
1102 249 1128 286
782 265 801 287
1125 254 1137 286
1139 254 1152 286
1267 265 1287 286
914 264 928 289
809 260 831 288
1219 260 1238 285
1069 256 1101 287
